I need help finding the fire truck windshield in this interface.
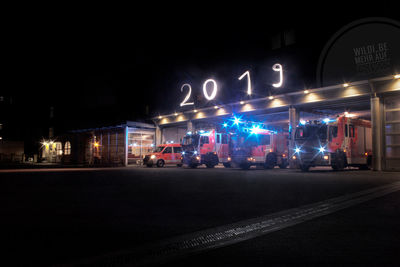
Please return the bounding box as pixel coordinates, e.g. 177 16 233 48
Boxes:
182 135 199 146
295 125 327 141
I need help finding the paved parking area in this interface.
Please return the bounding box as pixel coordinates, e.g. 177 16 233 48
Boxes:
1 167 399 266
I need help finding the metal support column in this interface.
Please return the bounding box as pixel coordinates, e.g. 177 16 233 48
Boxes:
124 126 129 166
155 125 162 146
187 120 194 133
289 106 299 168
371 96 382 171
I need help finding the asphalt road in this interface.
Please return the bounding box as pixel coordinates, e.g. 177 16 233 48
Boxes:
1 166 399 266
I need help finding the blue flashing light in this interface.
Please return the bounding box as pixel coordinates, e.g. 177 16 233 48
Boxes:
233 116 241 125
223 122 228 127
323 118 335 123
187 131 192 135
250 124 261 134
295 147 301 153
199 130 205 133
182 151 185 155
319 146 325 153
300 120 306 125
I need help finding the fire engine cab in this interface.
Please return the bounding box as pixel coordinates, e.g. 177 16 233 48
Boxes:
293 115 372 171
230 123 289 170
181 129 231 168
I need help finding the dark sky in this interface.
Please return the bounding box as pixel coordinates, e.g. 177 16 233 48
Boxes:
3 5 398 145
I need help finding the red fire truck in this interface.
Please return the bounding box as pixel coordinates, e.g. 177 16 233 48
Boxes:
293 115 372 171
181 129 231 168
230 124 289 170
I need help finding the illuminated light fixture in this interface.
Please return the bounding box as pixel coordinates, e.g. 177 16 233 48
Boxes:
364 152 368 156
238 70 252 95
240 101 245 105
304 90 309 94
344 111 349 115
323 118 330 123
203 79 218 100
214 105 219 109
282 153 286 158
193 109 198 113
292 155 297 160
150 155 156 159
0 137 2 140
223 123 228 127
227 157 231 161
174 112 178 116
194 151 198 154
158 116 162 119
300 120 306 125
343 83 350 87
319 147 325 153
324 155 329 160
182 151 185 155
196 156 200 161
272 63 283 88
187 131 192 135
94 142 100 147
394 74 400 79
295 147 301 153
268 96 274 100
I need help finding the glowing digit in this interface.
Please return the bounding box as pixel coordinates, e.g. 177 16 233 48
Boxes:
203 79 218 100
272 63 283 88
238 70 252 95
180 84 194 106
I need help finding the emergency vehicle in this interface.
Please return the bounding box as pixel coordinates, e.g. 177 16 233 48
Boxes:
143 143 183 167
181 129 231 168
293 115 372 171
229 123 289 170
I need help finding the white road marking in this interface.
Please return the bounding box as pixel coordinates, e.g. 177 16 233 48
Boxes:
57 181 400 267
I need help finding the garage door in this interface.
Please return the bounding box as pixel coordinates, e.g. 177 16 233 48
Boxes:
162 127 187 144
384 94 400 170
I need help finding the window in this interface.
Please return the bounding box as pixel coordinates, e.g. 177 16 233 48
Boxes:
345 124 348 137
64 141 71 155
200 136 209 145
154 146 165 152
329 126 338 141
350 125 355 138
216 134 221 144
163 147 172 153
260 135 271 145
173 147 182 153
221 134 228 144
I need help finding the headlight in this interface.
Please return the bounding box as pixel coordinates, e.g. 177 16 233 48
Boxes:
195 156 200 161
182 151 185 155
227 157 231 161
323 155 329 160
150 155 156 159
247 157 253 161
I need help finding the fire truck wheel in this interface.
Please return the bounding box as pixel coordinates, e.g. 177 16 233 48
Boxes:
156 160 165 168
279 159 288 169
223 163 231 168
264 153 277 169
300 164 310 172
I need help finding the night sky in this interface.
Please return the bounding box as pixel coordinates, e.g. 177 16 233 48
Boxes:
2 6 397 153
